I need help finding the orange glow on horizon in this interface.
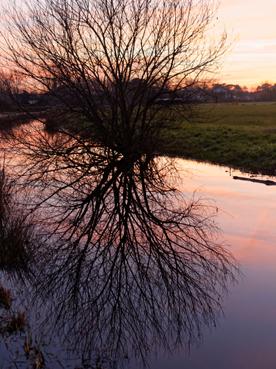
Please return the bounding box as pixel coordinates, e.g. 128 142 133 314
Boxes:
217 0 276 88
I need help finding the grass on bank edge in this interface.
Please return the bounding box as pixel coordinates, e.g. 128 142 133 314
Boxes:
40 101 276 176
161 102 276 176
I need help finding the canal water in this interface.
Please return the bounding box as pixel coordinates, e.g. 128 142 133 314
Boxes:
1 145 276 368
149 159 276 369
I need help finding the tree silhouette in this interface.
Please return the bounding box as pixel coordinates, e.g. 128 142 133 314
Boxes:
0 0 236 366
3 0 226 153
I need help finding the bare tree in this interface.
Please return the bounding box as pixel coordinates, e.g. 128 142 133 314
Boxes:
2 0 226 152
0 1 236 367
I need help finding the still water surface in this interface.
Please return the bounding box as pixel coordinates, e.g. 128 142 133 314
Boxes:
150 159 276 369
2 153 276 369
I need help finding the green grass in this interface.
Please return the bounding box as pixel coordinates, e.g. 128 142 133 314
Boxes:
43 101 276 175
162 102 276 175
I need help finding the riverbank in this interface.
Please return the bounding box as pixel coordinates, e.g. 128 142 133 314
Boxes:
3 102 276 176
162 102 276 176
0 111 40 130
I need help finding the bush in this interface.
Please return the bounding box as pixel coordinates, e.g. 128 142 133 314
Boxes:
0 166 36 275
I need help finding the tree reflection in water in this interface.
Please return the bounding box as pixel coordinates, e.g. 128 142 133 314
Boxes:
1 124 236 368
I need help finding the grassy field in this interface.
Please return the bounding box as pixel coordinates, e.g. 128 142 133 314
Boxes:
41 101 276 176
162 102 276 175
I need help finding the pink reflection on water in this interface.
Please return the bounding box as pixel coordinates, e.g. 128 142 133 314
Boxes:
175 158 276 266
150 158 276 369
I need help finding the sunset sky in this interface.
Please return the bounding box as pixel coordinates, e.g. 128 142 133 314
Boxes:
218 0 276 87
1 0 275 88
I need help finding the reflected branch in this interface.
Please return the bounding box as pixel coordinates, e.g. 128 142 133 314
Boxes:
1 124 236 367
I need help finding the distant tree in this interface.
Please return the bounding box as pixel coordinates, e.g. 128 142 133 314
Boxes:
256 83 276 101
0 71 23 110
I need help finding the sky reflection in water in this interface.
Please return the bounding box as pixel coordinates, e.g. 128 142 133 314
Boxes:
0 127 235 369
149 160 276 369
1 126 276 368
